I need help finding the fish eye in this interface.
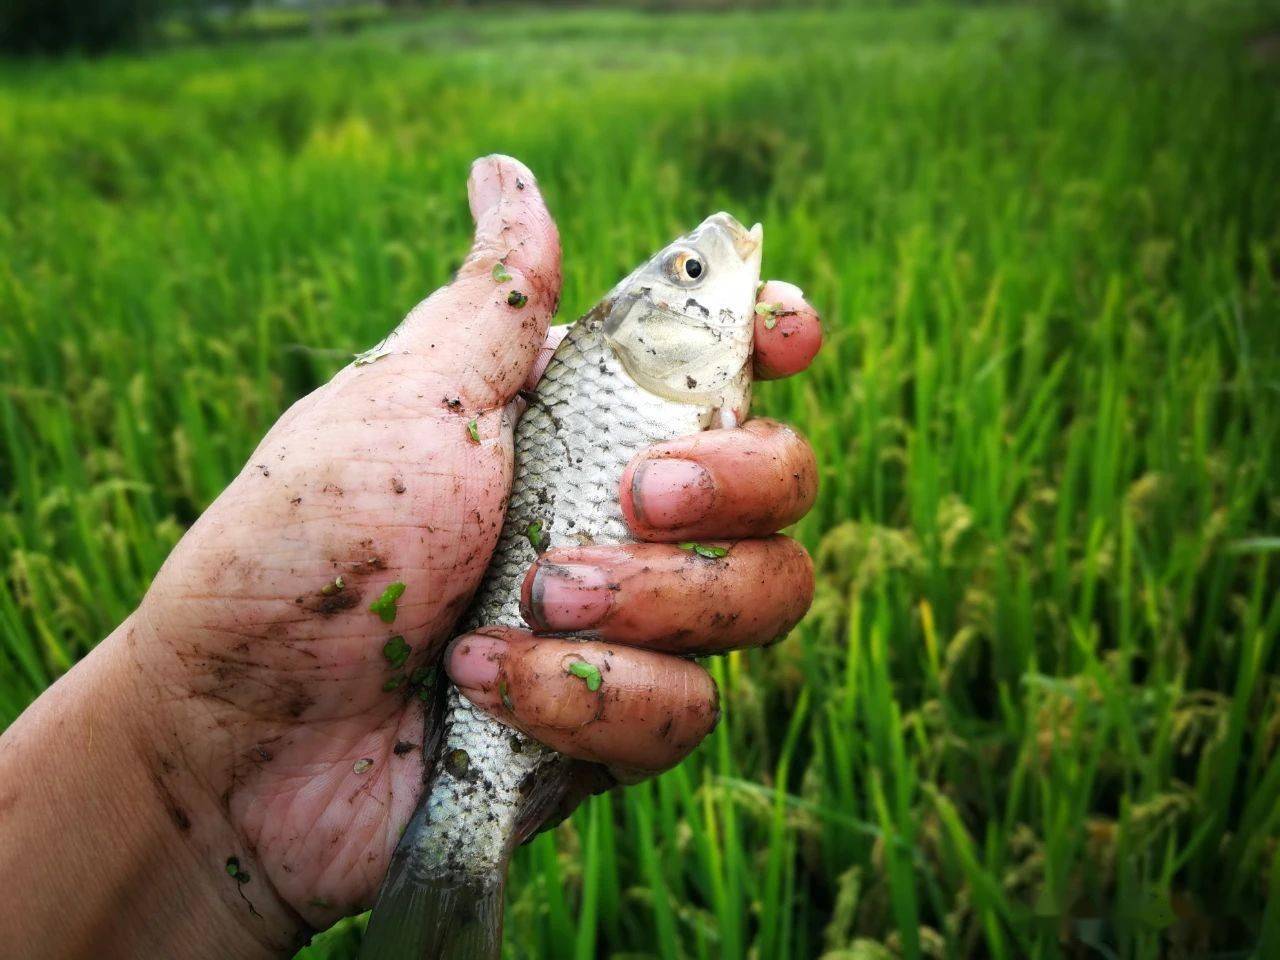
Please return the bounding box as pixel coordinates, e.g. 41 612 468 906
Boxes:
668 249 707 286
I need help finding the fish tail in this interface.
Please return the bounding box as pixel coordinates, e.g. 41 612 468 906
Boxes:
359 845 506 960
358 696 510 960
360 681 570 960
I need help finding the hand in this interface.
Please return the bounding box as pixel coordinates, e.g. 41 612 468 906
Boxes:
446 415 818 801
0 156 821 960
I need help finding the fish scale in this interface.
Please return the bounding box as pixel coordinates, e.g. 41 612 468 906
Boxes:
361 211 762 960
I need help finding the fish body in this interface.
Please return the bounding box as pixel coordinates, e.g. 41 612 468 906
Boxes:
361 212 764 960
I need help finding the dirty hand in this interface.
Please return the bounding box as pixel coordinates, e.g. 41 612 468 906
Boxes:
0 156 822 960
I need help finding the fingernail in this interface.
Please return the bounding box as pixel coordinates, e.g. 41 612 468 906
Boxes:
445 633 506 690
631 459 715 529
527 563 614 631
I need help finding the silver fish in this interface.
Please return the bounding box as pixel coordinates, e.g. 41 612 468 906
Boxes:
360 212 764 960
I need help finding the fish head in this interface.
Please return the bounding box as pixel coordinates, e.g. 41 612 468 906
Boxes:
602 212 763 427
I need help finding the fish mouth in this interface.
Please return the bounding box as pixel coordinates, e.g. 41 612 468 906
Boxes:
700 212 764 261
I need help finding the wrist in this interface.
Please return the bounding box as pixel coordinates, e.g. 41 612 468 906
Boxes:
0 611 306 959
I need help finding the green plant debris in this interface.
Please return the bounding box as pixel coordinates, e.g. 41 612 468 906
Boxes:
755 302 781 329
225 856 250 884
382 674 406 692
353 344 393 366
498 678 514 710
466 419 480 443
370 583 406 624
382 634 410 667
679 541 729 559
491 261 511 283
410 663 437 703
507 290 528 308
526 519 546 552
566 660 602 692
320 575 344 596
352 758 374 775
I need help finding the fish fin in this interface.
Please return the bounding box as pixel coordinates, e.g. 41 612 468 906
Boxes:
513 754 575 845
359 856 505 960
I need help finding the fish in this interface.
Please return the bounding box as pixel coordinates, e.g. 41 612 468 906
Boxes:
359 211 764 960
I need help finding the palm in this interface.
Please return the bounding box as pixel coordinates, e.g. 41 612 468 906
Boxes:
142 346 517 923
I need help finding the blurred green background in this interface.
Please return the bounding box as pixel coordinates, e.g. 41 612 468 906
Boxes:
2 1 1279 958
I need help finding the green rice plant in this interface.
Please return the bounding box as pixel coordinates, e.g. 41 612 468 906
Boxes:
1 3 1277 958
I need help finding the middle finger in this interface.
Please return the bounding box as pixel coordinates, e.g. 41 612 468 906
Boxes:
520 537 813 654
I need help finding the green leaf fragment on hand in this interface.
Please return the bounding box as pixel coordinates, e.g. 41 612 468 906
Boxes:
467 419 480 443
566 660 602 692
507 290 528 308
383 634 410 667
320 575 344 596
755 302 781 329
526 519 546 552
353 758 374 774
354 344 393 366
225 856 250 884
499 679 514 710
680 541 729 559
382 674 406 692
370 583 407 623
492 262 511 283
409 663 437 702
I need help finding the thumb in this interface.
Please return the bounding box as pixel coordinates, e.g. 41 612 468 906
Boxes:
385 155 562 411
458 154 561 297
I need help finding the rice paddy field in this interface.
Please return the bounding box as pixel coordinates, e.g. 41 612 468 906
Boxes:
3 2 1280 957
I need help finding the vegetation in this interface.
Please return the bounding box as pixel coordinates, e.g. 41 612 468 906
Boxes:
2 4 1278 958
0 0 165 55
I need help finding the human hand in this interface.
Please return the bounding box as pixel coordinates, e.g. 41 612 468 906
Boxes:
0 156 821 959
